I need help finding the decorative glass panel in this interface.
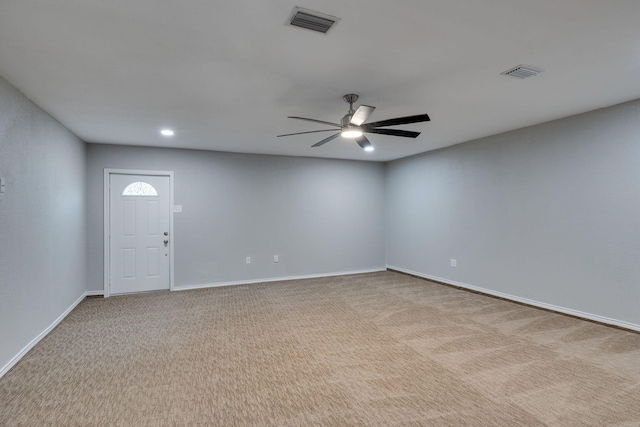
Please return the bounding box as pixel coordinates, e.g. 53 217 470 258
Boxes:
122 181 158 196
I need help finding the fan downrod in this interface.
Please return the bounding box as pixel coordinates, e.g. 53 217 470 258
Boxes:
342 93 358 118
343 94 359 113
343 94 359 104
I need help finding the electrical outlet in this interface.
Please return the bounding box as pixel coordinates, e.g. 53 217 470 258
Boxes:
450 259 457 268
274 255 279 263
246 257 251 264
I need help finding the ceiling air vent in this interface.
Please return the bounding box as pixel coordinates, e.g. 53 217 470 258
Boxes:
501 64 544 79
287 7 340 34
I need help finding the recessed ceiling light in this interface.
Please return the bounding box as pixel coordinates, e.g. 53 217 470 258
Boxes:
364 146 374 152
160 129 174 136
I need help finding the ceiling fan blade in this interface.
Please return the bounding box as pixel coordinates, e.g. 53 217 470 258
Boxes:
364 113 430 128
355 135 373 150
288 116 341 127
311 133 340 147
365 128 421 138
277 129 338 137
350 105 376 126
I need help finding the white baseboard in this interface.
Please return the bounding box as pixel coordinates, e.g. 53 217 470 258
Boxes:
0 291 89 379
173 267 387 292
85 290 104 297
387 265 640 333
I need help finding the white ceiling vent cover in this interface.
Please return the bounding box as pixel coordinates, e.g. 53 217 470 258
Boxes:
501 65 544 79
287 7 340 34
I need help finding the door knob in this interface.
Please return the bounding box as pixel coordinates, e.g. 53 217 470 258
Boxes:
164 232 169 236
164 240 169 247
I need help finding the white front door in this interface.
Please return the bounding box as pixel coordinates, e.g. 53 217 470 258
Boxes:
109 174 171 294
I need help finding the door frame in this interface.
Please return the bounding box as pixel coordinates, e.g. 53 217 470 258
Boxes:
103 168 175 298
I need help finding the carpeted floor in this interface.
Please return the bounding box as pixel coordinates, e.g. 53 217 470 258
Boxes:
1 271 640 426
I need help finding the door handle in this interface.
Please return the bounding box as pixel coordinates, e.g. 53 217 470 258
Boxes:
164 240 169 247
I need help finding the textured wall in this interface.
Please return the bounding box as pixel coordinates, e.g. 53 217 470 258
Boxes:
0 76 86 371
86 144 386 291
386 99 640 327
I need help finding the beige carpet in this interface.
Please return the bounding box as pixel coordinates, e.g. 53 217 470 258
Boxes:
1 271 640 426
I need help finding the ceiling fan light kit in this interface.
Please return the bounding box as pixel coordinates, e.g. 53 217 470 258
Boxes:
277 94 430 152
341 125 363 139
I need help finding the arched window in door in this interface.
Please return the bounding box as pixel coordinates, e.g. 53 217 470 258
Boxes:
122 181 158 196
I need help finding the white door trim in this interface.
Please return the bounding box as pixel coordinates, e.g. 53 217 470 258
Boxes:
103 168 175 298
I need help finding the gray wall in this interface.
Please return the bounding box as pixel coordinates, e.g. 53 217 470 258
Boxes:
0 76 86 371
386 99 640 327
87 144 386 291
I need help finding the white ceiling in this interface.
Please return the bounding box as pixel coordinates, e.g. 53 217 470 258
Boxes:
1 1 639 162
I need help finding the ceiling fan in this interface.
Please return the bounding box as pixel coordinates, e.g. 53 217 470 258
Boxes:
277 94 430 151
